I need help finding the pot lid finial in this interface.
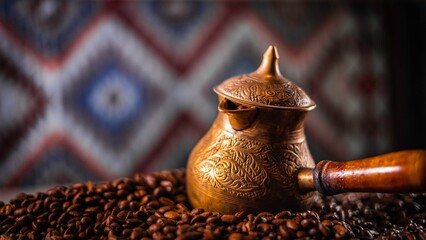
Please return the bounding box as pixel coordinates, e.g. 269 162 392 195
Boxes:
256 45 281 79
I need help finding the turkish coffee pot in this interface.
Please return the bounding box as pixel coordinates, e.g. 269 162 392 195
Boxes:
186 46 426 214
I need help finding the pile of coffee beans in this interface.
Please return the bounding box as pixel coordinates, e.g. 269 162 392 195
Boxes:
0 169 424 239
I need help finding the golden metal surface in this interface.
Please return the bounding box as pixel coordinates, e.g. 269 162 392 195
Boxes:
186 46 316 214
186 46 426 214
297 168 315 192
213 46 316 110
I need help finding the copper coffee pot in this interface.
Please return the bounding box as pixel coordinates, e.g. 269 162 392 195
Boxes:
186 46 426 214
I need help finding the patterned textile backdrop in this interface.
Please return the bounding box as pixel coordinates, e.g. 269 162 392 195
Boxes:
0 1 393 190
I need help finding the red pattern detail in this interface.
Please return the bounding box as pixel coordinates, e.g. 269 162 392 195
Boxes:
0 52 46 163
0 3 112 70
245 8 343 61
133 112 205 173
114 2 246 76
5 132 111 187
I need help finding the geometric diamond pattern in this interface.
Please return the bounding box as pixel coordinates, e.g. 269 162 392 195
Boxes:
251 2 334 46
4 133 106 188
0 2 393 191
0 0 99 58
0 50 46 164
63 50 161 152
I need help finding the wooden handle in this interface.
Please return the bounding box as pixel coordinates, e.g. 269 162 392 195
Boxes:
313 150 426 195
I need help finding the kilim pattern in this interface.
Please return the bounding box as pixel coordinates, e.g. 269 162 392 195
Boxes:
0 1 391 190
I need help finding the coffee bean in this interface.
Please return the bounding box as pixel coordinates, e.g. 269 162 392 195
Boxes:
126 218 143 227
308 227 318 236
68 211 81 217
235 211 247 220
221 215 239 225
129 201 140 211
163 225 177 234
176 231 203 240
318 223 331 237
158 205 174 213
176 203 188 212
333 223 349 238
147 200 160 209
301 218 314 229
228 232 243 240
272 218 286 225
190 215 206 224
0 169 423 239
13 208 26 217
275 210 292 219
164 211 181 220
147 223 161 234
286 219 300 231
245 221 255 232
296 230 307 238
256 223 272 233
279 225 294 238
159 197 174 206
206 216 221 225
190 208 204 216
130 227 143 240
257 212 274 221
147 215 159 225
321 219 333 227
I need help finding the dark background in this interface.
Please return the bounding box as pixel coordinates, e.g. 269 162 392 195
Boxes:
385 2 426 151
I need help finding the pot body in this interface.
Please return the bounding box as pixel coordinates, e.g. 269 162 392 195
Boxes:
186 97 315 214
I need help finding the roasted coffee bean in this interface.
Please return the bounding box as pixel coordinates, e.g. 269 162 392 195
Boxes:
206 216 221 225
190 214 206 224
301 218 314 229
163 225 177 234
279 225 294 238
235 211 247 220
158 205 174 213
147 200 160 209
228 232 243 240
286 219 300 231
126 218 143 227
256 223 272 233
275 210 292 219
130 227 143 240
176 231 203 240
13 208 26 217
190 208 204 216
257 212 274 221
221 215 239 225
0 169 424 239
176 203 188 212
334 223 350 238
159 197 174 206
272 218 286 225
146 215 159 225
296 230 307 238
318 223 331 237
164 211 181 220
181 213 191 223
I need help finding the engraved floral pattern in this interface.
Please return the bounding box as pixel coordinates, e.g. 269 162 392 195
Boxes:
216 75 313 107
192 131 306 199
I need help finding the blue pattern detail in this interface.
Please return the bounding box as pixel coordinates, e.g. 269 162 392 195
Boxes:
0 0 97 56
19 146 98 187
146 1 207 38
208 48 259 102
76 60 145 137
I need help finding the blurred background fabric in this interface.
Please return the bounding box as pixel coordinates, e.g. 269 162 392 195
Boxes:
0 1 425 195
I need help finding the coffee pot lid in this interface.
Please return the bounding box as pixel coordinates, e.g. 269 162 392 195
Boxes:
214 46 316 110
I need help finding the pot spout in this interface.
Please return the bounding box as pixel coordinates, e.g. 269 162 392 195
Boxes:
218 98 257 131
